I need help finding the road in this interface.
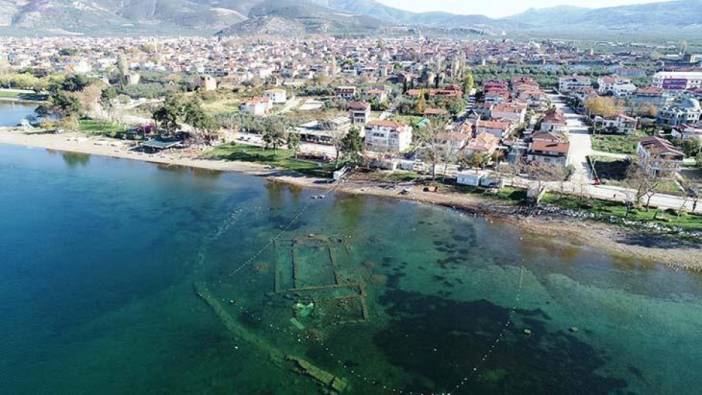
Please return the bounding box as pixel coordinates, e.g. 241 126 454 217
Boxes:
547 94 593 185
540 94 701 213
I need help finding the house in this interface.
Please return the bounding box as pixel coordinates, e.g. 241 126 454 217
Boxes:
629 87 674 110
463 132 500 156
239 97 272 116
456 171 484 186
597 76 636 97
364 120 413 153
490 102 527 124
474 119 514 139
594 114 638 134
636 136 684 175
657 98 702 127
348 101 371 125
197 75 217 91
435 131 470 156
264 88 287 104
457 170 503 188
559 75 591 93
527 131 570 166
672 124 702 142
424 108 449 117
483 81 510 104
336 86 357 100
540 108 568 133
365 86 389 102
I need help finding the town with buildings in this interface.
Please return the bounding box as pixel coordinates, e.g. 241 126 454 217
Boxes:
1 34 701 225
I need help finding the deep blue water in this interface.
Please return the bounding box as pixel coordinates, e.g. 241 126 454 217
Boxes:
1 144 702 394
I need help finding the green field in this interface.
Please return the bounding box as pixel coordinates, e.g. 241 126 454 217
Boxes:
591 133 645 155
542 193 702 232
0 90 47 101
78 119 128 137
202 143 335 177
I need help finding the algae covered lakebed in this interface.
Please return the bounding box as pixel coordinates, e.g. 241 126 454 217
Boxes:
1 144 702 394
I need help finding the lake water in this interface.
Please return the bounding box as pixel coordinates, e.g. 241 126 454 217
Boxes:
0 101 37 126
1 144 702 394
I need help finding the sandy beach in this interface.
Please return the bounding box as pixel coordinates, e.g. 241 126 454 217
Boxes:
0 128 274 175
2 127 701 271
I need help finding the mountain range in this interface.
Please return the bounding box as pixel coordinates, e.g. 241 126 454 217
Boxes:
1 0 701 38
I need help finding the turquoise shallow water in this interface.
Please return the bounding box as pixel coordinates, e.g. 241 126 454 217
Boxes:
1 144 702 394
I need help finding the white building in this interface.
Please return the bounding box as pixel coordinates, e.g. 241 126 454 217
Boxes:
490 102 527 124
652 71 702 91
197 75 217 91
637 136 684 175
348 101 371 125
594 114 638 135
657 98 702 127
364 120 412 153
558 75 591 93
239 97 272 116
597 76 637 97
264 88 287 104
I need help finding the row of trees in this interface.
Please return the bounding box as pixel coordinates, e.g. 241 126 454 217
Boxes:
151 95 217 139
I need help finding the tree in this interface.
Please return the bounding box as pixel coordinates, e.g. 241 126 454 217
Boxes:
635 103 658 118
117 55 129 89
462 152 491 169
287 133 301 159
152 96 183 135
415 90 427 115
415 118 449 180
585 95 622 118
625 158 673 210
50 91 81 117
262 118 286 151
447 97 465 116
56 74 91 93
463 69 475 95
676 138 701 158
100 86 117 109
183 100 217 139
340 126 364 166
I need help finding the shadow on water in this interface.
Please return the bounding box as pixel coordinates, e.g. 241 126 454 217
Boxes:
373 289 628 394
616 232 702 250
62 152 91 168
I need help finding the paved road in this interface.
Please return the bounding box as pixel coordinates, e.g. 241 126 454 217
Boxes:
548 94 593 185
530 94 702 213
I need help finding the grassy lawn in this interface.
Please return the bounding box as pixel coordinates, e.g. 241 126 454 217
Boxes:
365 171 421 183
541 193 702 232
78 119 128 137
0 90 47 101
201 98 240 115
591 132 645 155
202 143 335 177
452 185 527 203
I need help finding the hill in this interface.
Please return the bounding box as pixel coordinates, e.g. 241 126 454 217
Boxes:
508 0 702 38
1 0 702 38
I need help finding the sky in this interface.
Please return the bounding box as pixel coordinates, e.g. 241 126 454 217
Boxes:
375 0 671 18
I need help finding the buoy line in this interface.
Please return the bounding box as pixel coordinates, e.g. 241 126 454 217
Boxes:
447 263 526 395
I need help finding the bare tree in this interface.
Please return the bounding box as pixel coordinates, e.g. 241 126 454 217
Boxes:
625 158 676 210
415 118 449 180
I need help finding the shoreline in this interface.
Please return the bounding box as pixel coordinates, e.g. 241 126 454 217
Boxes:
2 128 701 271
